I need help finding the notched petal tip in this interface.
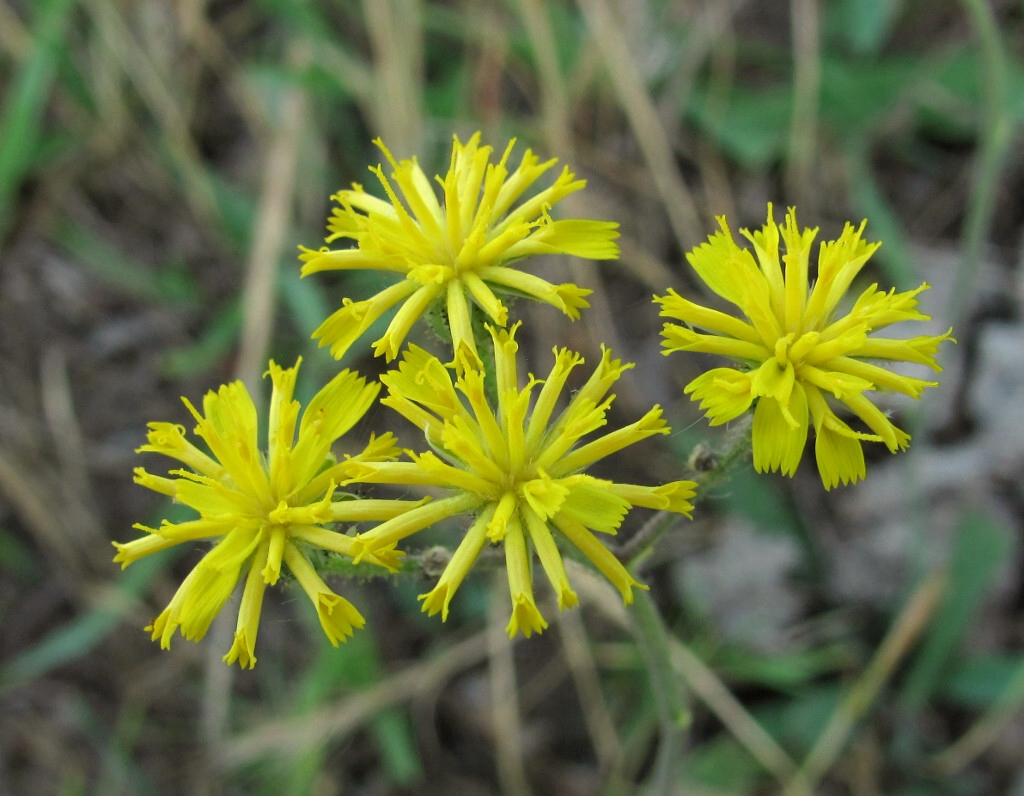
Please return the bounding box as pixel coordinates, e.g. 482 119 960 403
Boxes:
315 592 366 646
505 595 549 639
222 630 258 669
418 585 453 621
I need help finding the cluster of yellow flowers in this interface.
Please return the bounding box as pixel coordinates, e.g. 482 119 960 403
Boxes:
116 133 952 667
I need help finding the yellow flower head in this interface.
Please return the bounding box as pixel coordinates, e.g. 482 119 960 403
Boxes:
655 205 954 489
343 325 697 638
116 359 421 668
300 133 620 367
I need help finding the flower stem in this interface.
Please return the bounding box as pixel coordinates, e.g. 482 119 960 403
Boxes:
624 417 753 792
622 415 753 568
630 587 690 794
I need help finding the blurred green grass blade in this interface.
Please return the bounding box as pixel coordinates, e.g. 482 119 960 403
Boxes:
687 84 792 171
330 632 423 786
901 510 1012 708
826 0 900 54
369 707 422 785
819 55 917 133
756 684 841 757
0 524 43 583
279 265 331 340
682 735 764 792
712 461 799 535
918 48 1024 130
0 0 76 236
947 0 1019 334
941 654 1021 708
203 169 257 253
162 299 242 379
845 138 917 289
253 0 340 41
55 221 199 305
273 619 423 790
715 643 853 692
74 697 159 796
0 551 171 694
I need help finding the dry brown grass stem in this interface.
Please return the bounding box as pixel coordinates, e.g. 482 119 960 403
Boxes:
81 0 219 222
235 42 311 390
362 0 424 156
209 45 309 722
616 234 682 292
0 450 79 578
515 0 572 156
786 0 821 209
0 349 106 585
570 561 804 790
40 347 100 543
514 0 639 406
931 655 1024 776
575 0 703 250
0 0 31 59
785 571 947 794
173 1 269 137
218 632 489 768
670 633 804 787
555 604 622 775
488 576 533 796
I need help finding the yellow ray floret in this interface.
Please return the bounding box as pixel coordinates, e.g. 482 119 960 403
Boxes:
116 359 422 668
347 323 697 638
300 132 619 366
655 205 954 489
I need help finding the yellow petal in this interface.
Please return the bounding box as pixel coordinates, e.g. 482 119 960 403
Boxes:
261 524 287 585
520 470 570 520
778 207 818 331
838 390 911 453
504 218 620 260
685 220 745 304
752 390 808 477
553 405 668 475
477 266 592 320
683 368 754 425
283 542 365 645
525 347 584 449
223 544 270 669
176 560 244 642
462 271 508 325
660 323 769 361
523 508 578 610
804 220 879 327
381 344 463 418
506 593 549 640
750 358 796 412
487 492 518 543
853 328 955 369
298 245 408 276
826 356 936 398
814 416 867 490
503 516 548 639
136 422 221 476
419 506 493 620
608 481 697 515
445 280 481 369
312 281 419 361
738 203 785 318
553 514 648 604
556 475 631 534
352 491 484 558
654 288 762 344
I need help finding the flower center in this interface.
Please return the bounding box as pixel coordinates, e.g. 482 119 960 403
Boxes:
773 331 819 369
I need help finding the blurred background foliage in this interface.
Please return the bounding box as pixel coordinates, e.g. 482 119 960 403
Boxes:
1 0 1023 793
